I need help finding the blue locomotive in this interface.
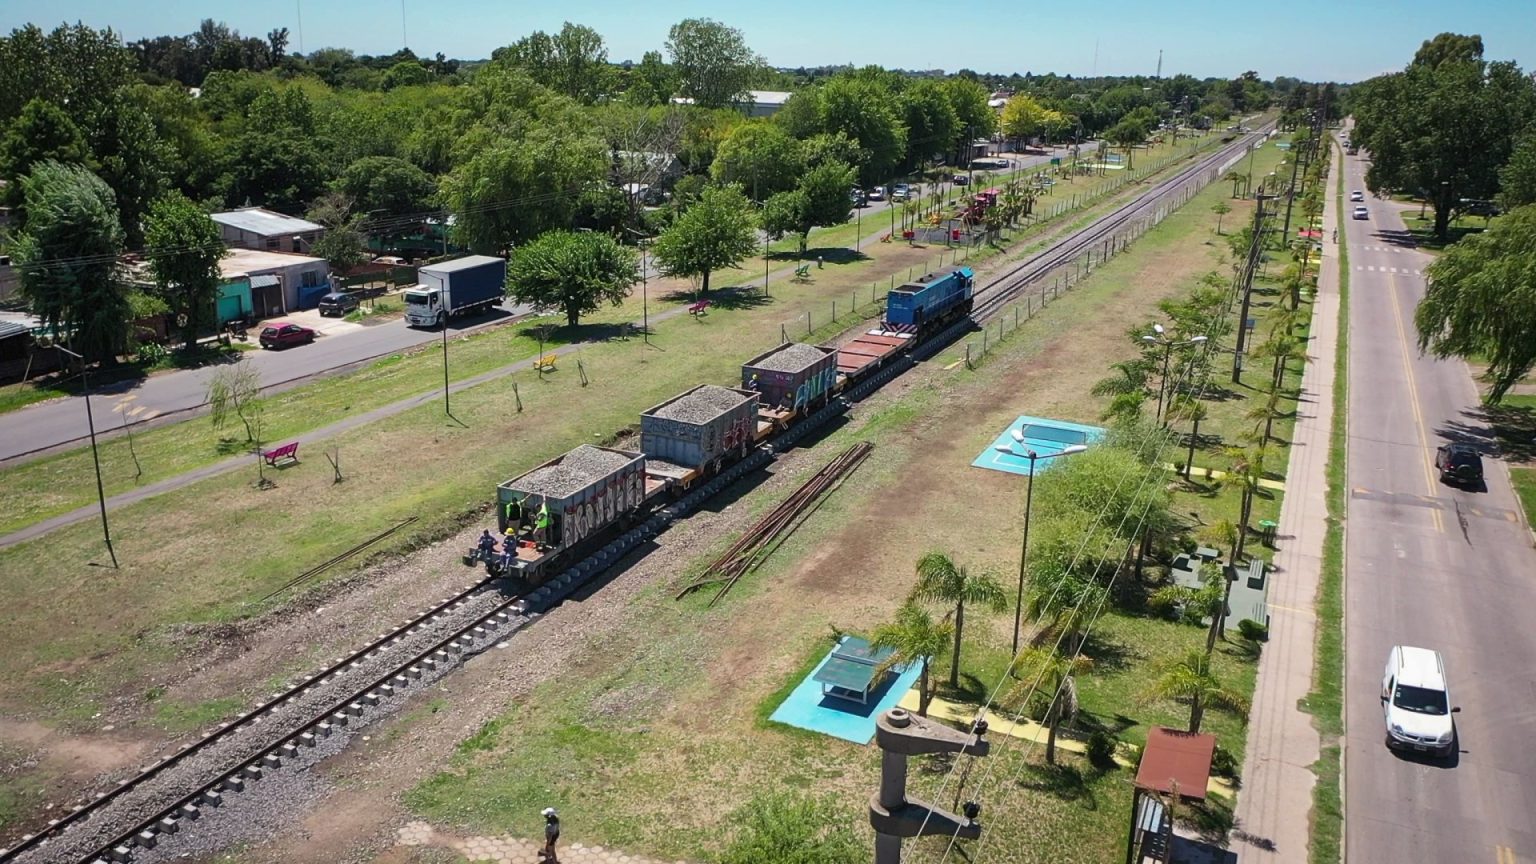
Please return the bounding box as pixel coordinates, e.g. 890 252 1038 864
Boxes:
884 266 974 335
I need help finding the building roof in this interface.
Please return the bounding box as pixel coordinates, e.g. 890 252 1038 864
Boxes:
219 247 328 280
419 254 504 275
1134 727 1215 801
746 90 793 105
249 274 280 289
0 320 31 342
211 207 323 237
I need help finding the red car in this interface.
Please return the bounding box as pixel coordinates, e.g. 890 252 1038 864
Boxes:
259 323 317 349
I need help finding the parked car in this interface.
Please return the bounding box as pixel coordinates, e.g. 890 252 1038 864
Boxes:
891 183 912 201
952 173 970 186
1352 205 1370 220
1381 645 1459 758
318 291 360 317
1434 442 1484 485
260 322 317 349
850 187 867 207
1350 190 1365 202
867 186 885 202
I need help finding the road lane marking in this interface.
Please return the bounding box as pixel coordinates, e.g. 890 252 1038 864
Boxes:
1269 603 1315 618
1497 844 1515 864
1385 271 1445 532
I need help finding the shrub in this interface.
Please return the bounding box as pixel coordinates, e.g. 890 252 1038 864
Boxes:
1086 730 1118 769
1211 744 1239 778
1237 618 1269 642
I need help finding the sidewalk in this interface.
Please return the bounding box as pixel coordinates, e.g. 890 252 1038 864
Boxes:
1230 145 1341 860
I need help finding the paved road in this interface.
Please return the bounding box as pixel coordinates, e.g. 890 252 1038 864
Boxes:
1343 130 1536 864
0 147 1088 466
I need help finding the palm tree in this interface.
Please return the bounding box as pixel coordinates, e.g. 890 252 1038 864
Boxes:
871 602 954 716
1221 445 1267 559
1005 648 1093 764
1166 396 1208 478
1091 358 1153 398
1150 562 1227 654
1025 571 1106 655
1143 649 1250 733
1223 170 1247 199
1211 201 1231 234
911 551 1009 688
1244 390 1286 444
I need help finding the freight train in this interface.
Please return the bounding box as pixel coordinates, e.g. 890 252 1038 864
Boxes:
465 265 975 583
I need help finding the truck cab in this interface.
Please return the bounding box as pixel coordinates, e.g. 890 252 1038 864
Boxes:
402 286 443 327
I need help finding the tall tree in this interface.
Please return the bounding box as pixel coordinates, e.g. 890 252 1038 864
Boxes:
666 18 760 109
711 121 804 199
1005 648 1092 765
12 161 130 364
1352 33 1536 238
439 131 608 255
900 80 959 171
495 22 614 104
1415 204 1536 401
1000 94 1050 144
335 155 437 217
0 98 90 214
626 50 676 106
0 23 133 126
910 551 1008 689
651 184 758 296
1498 133 1536 210
144 191 227 351
89 96 171 245
818 76 907 186
759 161 856 257
307 192 372 275
1142 649 1249 733
225 88 328 213
506 230 639 327
942 78 996 166
870 602 954 717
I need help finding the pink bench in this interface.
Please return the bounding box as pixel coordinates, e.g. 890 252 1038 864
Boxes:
262 441 300 467
688 300 710 317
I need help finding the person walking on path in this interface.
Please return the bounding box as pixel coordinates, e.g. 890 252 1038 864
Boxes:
540 808 560 862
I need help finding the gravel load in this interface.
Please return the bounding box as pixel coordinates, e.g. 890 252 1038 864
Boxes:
651 385 749 424
514 447 632 498
753 343 829 373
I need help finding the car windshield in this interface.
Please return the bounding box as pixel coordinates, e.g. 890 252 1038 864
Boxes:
404 292 429 306
261 327 278 336
1393 684 1449 715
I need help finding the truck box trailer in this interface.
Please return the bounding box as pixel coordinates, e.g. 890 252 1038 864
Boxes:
404 255 506 328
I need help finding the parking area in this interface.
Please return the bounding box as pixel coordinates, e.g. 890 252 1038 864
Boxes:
263 307 366 337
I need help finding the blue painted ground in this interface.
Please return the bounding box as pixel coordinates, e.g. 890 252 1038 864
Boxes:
768 642 925 745
972 414 1106 476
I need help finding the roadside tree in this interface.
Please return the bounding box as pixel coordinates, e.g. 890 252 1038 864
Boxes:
818 76 907 187
910 551 1008 689
711 121 804 199
1498 134 1536 210
900 80 959 171
1142 649 1249 733
144 191 227 351
870 602 954 717
506 230 639 327
759 161 856 257
439 131 608 255
307 191 371 275
651 184 758 296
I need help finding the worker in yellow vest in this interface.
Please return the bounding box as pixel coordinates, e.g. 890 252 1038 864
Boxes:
534 500 552 548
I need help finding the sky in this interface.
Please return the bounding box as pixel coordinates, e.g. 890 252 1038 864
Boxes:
4 0 1534 83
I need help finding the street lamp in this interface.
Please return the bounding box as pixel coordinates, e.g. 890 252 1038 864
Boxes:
1142 324 1208 424
56 344 118 568
996 436 1088 657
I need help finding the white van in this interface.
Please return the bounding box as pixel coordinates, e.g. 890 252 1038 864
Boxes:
1381 645 1460 757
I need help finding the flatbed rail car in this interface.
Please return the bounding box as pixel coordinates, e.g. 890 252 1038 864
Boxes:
741 342 838 433
489 445 656 583
641 384 759 492
831 265 975 387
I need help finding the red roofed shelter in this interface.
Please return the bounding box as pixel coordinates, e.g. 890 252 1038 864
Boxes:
1125 727 1216 864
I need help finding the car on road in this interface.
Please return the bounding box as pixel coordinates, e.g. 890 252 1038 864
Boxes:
1381 645 1459 757
1350 190 1365 202
260 322 317 349
891 183 912 201
1352 205 1370 220
952 173 970 186
1434 442 1484 485
850 187 867 207
317 291 360 317
867 186 885 202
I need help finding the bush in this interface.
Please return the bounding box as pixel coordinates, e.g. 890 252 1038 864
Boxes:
136 341 169 366
1210 744 1239 778
1237 618 1269 642
718 791 861 864
1086 730 1118 769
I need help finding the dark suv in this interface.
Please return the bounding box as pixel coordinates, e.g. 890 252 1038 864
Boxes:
318 291 360 317
1434 443 1484 486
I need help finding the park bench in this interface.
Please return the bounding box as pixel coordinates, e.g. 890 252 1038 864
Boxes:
793 264 812 281
688 300 710 317
262 441 300 467
535 353 558 372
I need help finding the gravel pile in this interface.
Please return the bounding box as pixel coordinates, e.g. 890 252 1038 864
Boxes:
752 343 828 373
14 591 513 864
514 446 632 498
651 385 748 424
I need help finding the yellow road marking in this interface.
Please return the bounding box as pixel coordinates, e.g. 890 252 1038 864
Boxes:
1496 844 1516 864
1385 271 1444 532
943 359 963 371
1268 603 1315 618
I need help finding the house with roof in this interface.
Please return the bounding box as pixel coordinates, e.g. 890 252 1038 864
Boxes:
219 248 331 317
211 207 326 255
669 90 795 118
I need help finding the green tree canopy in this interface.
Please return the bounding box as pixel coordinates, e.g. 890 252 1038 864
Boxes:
651 183 758 295
1498 133 1536 210
759 161 856 256
666 18 760 109
439 128 608 255
818 76 907 186
1415 204 1536 401
493 22 614 104
0 23 134 126
871 602 954 716
13 161 130 363
307 191 372 274
942 78 996 163
0 98 91 215
911 550 1007 689
506 230 639 327
624 50 676 106
90 96 172 245
380 60 431 90
711 121 804 199
335 155 436 216
145 191 227 351
900 79 959 170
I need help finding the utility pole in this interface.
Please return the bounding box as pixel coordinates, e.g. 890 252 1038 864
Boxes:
870 708 989 864
57 345 118 568
1281 123 1307 242
1233 195 1270 383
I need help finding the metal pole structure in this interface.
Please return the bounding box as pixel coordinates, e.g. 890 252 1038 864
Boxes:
1011 450 1039 658
58 345 117 568
1156 342 1173 423
642 243 650 344
1233 194 1269 373
440 320 450 415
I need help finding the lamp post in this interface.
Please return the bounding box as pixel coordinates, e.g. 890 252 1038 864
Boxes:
997 434 1088 657
56 345 118 568
624 227 655 342
1142 324 1208 425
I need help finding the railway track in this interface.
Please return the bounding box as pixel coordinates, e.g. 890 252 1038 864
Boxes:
0 123 1271 864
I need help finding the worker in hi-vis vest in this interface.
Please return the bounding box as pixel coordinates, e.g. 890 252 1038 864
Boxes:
534 500 552 548
504 495 524 534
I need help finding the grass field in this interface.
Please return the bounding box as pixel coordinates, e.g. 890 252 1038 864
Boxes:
401 140 1283 863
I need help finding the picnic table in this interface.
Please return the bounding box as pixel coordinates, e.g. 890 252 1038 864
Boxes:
813 636 896 704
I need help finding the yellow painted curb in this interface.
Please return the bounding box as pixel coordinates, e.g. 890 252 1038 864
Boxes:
1163 462 1285 492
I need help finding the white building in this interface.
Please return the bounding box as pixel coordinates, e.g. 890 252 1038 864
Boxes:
219 248 331 317
211 207 325 255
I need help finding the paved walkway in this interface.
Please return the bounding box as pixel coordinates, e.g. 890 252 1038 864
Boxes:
397 821 686 864
1230 144 1341 861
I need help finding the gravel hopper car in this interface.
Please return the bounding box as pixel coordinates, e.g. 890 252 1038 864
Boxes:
483 445 656 582
741 342 838 428
641 384 759 491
